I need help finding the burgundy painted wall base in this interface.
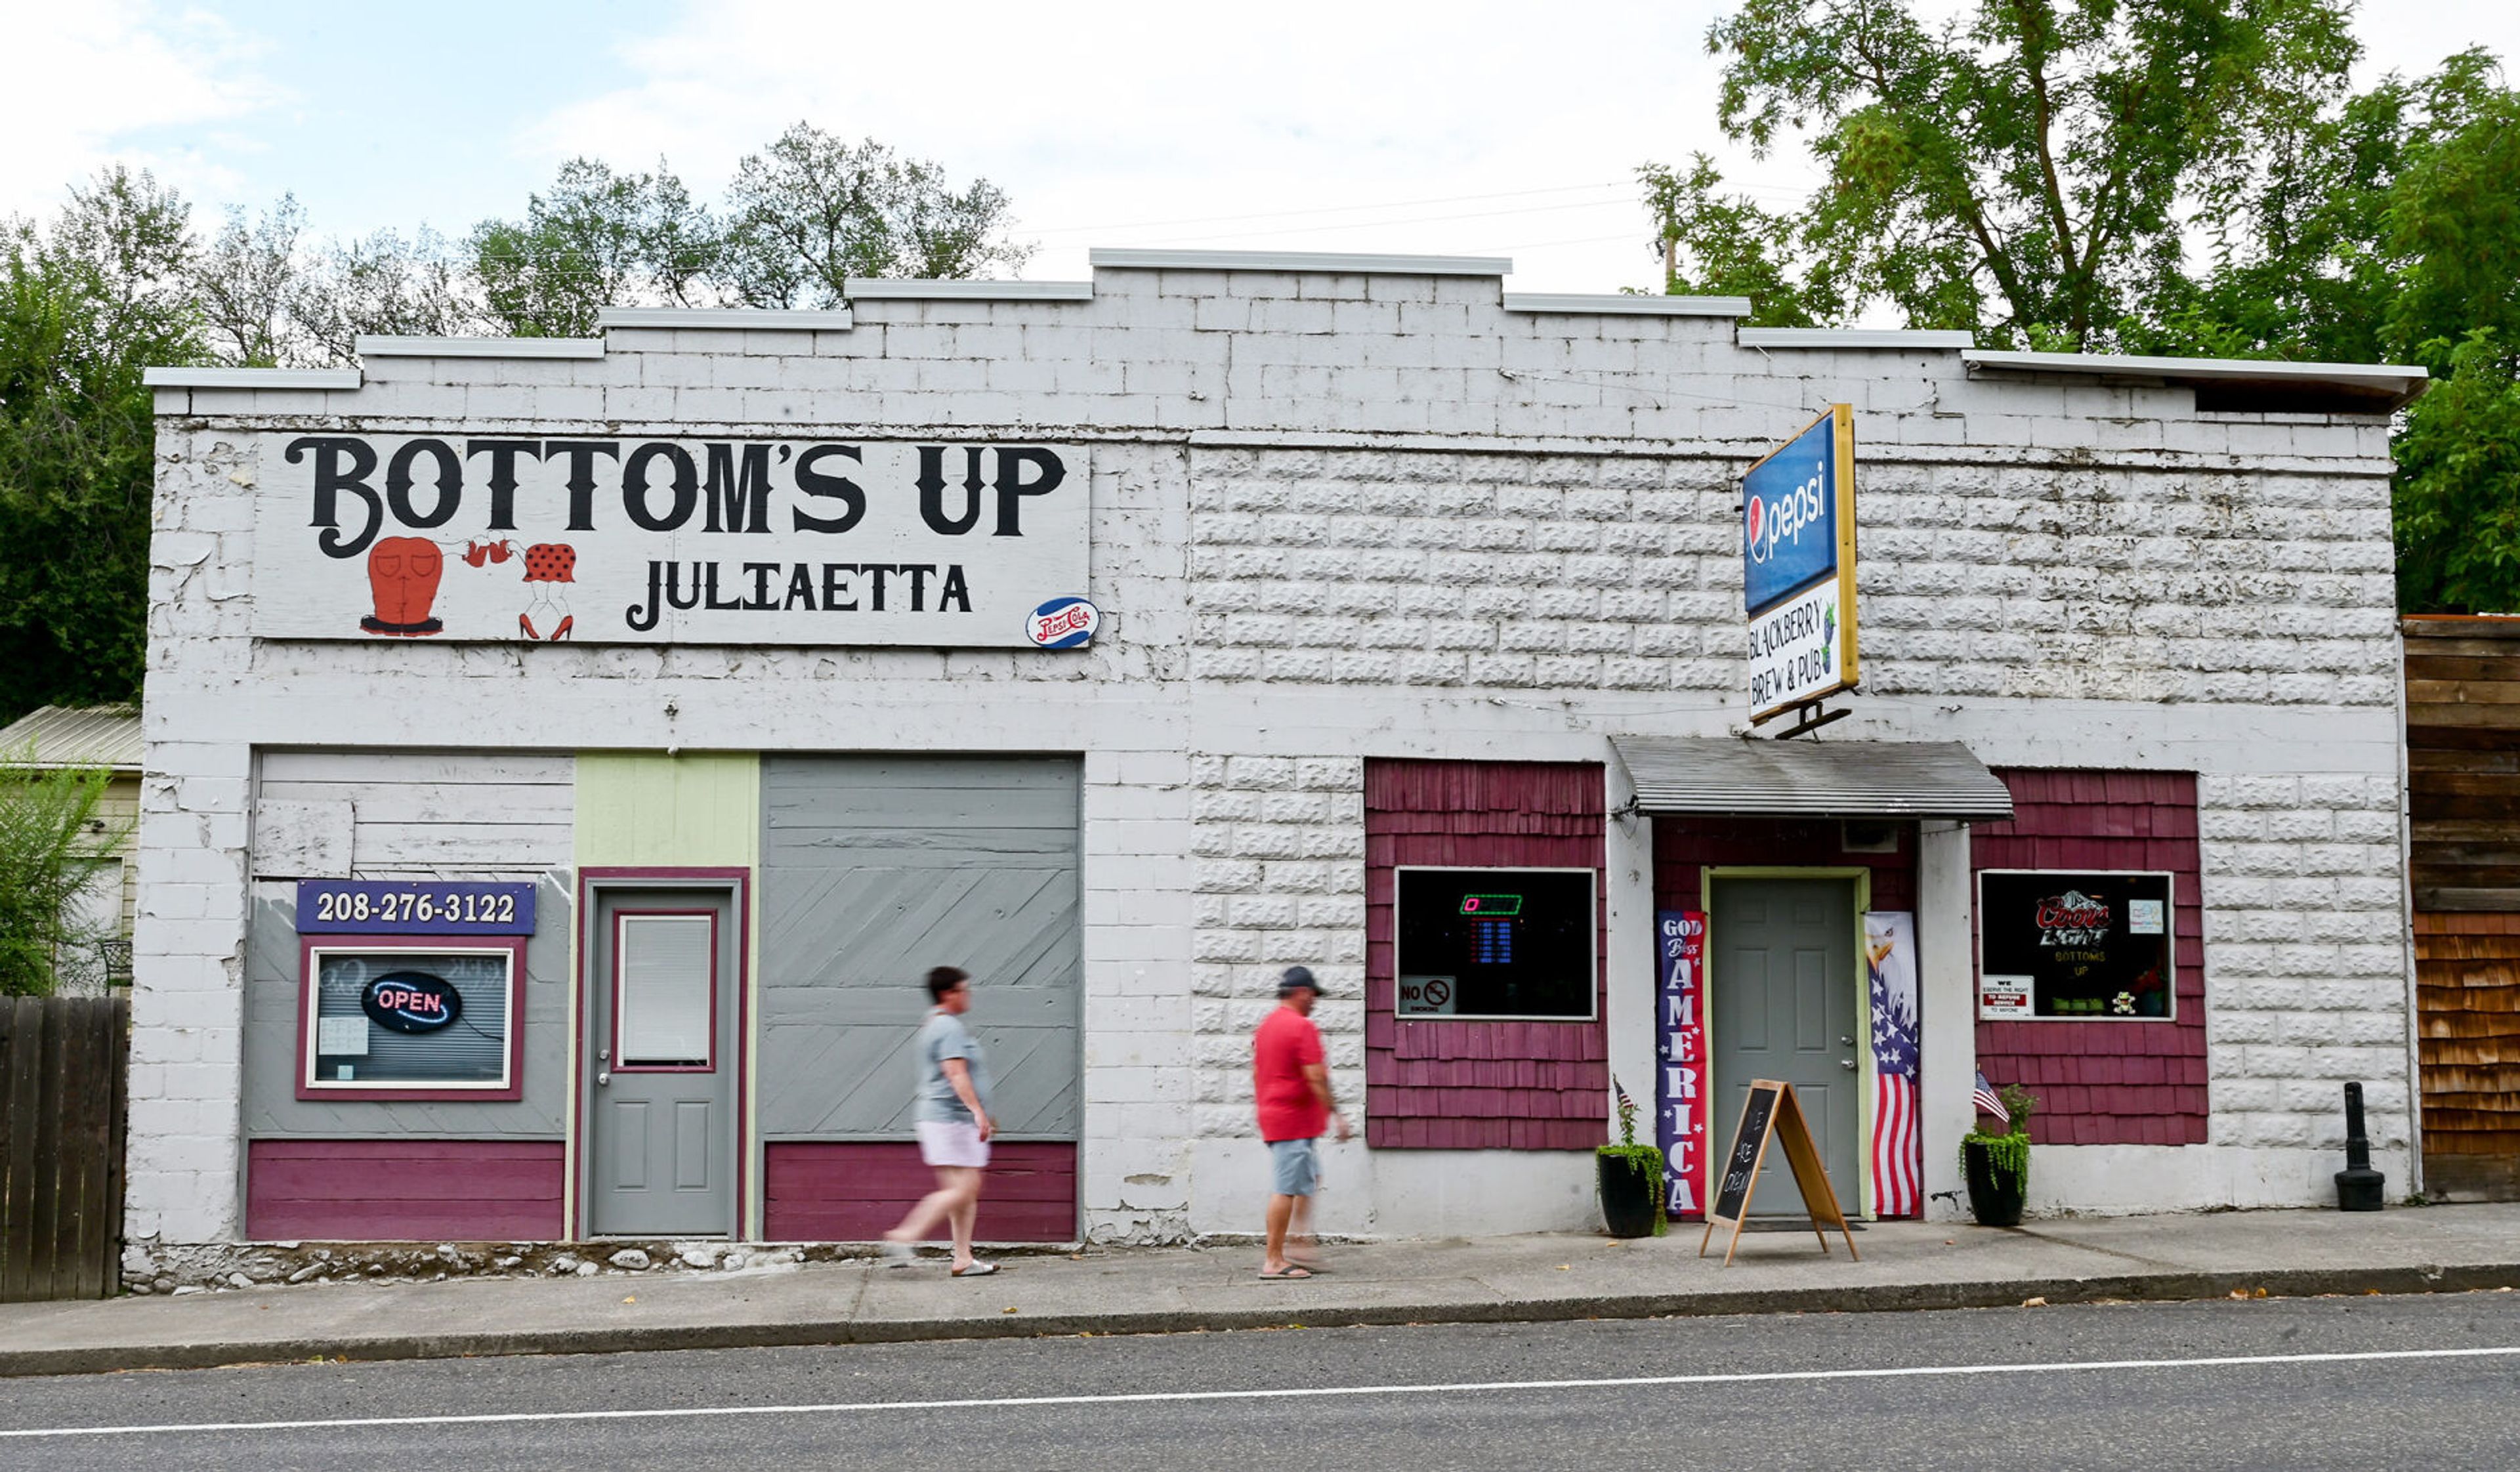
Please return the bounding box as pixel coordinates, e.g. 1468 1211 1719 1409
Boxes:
247 1139 564 1240
763 1142 1079 1242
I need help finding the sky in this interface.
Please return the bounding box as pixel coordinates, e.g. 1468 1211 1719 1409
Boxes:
6 0 2516 296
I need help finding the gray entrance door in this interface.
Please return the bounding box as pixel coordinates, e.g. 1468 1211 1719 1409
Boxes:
1711 876 1858 1217
587 885 741 1236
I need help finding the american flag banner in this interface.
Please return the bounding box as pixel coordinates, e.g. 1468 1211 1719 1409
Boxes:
1864 912 1922 1218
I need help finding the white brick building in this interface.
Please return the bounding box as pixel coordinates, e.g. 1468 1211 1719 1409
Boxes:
131 250 2424 1250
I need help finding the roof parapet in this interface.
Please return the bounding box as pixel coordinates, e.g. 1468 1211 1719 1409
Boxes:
1740 328 1975 349
844 280 1091 302
597 307 854 331
357 335 604 360
1964 348 2428 413
1090 247 1511 277
1504 293 1750 317
142 367 362 390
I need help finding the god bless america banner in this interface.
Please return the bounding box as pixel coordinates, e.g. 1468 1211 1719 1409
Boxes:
247 434 1091 647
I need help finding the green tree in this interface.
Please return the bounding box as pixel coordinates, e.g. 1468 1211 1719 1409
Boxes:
1638 156 1825 326
469 158 723 337
196 194 306 366
2126 50 2520 610
1652 0 2359 348
719 124 1030 308
291 224 481 365
0 749 129 996
0 167 201 721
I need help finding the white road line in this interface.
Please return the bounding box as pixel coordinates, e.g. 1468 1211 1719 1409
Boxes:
7 1345 2519 1440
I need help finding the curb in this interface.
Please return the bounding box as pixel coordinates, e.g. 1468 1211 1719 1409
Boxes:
6 1261 2517 1377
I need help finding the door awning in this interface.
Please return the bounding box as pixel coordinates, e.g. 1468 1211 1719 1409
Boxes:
1611 737 2015 822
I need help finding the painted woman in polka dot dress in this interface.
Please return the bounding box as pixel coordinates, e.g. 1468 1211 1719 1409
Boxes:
519 543 575 641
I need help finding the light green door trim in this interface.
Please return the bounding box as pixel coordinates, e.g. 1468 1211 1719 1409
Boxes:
568 751 765 1236
1701 865 1876 1221
576 752 763 868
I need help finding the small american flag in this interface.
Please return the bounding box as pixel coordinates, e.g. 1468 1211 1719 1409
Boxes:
1972 1069 2010 1128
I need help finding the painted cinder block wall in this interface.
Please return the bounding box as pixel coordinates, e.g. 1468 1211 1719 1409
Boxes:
135 253 2412 1246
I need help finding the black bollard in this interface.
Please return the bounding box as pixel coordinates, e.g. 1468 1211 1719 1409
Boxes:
2335 1082 2385 1211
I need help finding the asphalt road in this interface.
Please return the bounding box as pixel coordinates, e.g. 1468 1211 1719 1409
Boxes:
5 1292 2519 1471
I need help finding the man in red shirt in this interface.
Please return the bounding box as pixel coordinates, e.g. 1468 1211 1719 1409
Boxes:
1253 965 1350 1280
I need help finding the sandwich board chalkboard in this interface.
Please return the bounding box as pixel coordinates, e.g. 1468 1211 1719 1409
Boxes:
1699 1079 1860 1266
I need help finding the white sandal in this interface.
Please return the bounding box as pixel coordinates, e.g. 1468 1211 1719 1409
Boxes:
951 1259 999 1277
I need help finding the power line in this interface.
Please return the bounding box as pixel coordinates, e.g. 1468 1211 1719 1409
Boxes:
1102 197 1642 247
1022 180 1631 236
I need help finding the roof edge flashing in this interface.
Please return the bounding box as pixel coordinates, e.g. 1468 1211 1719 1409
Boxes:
358 335 606 360
843 279 1091 302
1963 348 2427 413
1740 327 1976 350
142 366 362 390
597 307 855 331
1090 247 1511 277
1503 293 1750 318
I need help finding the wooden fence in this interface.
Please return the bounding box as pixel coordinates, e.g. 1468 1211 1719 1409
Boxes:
1 996 128 1301
2406 617 2520 1198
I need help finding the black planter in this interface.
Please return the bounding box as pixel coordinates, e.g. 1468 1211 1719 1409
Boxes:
1597 1152 1659 1238
1962 1139 2028 1227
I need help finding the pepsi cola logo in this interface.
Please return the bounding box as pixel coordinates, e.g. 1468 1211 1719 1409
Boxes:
1744 459 1829 565
1027 597 1100 649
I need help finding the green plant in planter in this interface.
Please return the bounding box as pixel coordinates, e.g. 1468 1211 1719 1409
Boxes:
1598 1078 1666 1236
1962 1129 2030 1185
1960 1083 2039 1226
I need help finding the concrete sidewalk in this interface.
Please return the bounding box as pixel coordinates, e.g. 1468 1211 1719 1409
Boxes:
5 1204 2518 1377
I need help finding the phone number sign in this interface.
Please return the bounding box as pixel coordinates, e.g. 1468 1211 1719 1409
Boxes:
296 881 537 935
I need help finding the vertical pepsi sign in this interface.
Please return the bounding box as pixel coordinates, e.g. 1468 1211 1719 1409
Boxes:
1742 405 1858 719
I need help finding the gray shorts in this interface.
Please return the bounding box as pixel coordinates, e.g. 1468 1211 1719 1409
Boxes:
1268 1137 1319 1197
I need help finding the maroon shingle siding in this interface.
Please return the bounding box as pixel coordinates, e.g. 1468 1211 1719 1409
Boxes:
1973 769 2208 1145
1364 760 1606 1150
762 1142 1078 1241
1649 817 1918 913
245 1140 563 1240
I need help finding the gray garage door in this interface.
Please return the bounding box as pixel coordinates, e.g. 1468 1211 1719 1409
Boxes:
757 756 1081 1140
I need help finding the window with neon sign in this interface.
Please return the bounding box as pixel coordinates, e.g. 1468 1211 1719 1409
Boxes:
1393 867 1596 1020
295 938 528 1099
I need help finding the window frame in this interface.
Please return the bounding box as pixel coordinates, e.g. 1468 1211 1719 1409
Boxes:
1975 867 2179 1023
1391 863 1601 1024
608 908 720 1073
295 933 530 1101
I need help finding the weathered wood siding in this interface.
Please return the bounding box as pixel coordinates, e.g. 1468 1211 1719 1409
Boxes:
243 751 575 1141
2406 617 2520 1197
759 757 1081 1141
257 750 574 879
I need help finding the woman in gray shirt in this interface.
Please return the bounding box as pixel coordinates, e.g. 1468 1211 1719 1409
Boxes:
883 966 998 1276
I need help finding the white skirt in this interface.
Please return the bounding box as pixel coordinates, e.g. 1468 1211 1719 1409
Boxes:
915 1119 991 1169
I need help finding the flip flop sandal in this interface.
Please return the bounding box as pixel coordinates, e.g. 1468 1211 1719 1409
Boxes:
952 1260 999 1277
1257 1266 1314 1280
